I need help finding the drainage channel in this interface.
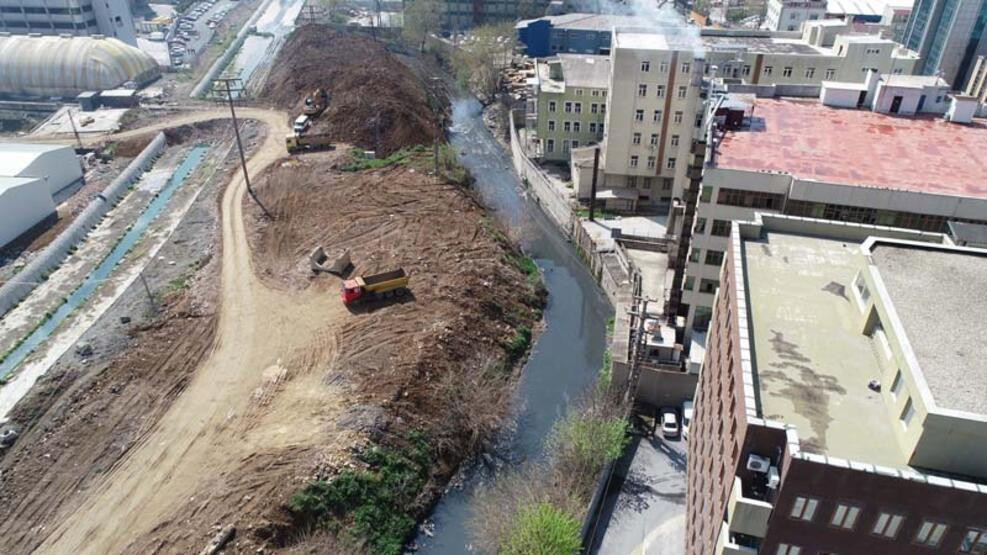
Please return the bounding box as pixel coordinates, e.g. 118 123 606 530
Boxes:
0 146 209 379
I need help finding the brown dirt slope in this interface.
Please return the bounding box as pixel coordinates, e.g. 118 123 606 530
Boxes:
261 26 443 155
241 150 544 549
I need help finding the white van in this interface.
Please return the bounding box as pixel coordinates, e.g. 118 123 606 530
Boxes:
293 115 310 134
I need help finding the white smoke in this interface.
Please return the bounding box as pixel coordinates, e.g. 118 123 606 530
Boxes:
564 0 706 59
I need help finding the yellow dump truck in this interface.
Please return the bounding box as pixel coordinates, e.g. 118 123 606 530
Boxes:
340 268 409 305
285 133 334 154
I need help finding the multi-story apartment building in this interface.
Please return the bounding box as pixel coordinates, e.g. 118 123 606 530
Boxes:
763 0 827 31
881 0 914 41
686 212 987 555
530 54 610 162
679 95 987 334
594 29 706 213
963 54 987 108
441 0 550 31
703 21 919 84
902 0 987 88
0 0 136 45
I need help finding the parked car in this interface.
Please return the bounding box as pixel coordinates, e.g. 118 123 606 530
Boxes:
293 114 311 133
682 400 694 440
659 407 680 439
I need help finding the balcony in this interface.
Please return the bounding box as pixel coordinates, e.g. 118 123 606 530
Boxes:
715 522 759 555
727 476 773 538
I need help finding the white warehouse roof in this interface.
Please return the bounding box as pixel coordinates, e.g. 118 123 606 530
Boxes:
0 34 160 98
0 176 56 249
0 143 83 197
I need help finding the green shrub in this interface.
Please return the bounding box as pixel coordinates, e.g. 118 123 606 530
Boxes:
289 432 431 554
501 502 581 555
552 412 628 469
504 325 532 365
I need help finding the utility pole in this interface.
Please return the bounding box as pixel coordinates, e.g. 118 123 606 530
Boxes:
212 77 273 220
139 272 157 315
67 108 83 151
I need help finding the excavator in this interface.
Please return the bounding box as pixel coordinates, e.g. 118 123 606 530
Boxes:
303 87 328 117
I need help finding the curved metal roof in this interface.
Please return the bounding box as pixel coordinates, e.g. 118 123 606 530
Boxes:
0 34 160 98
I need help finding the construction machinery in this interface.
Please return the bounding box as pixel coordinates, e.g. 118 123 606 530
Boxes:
341 268 409 305
303 87 328 116
286 133 335 154
310 247 351 276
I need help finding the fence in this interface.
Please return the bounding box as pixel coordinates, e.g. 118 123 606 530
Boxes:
0 133 167 317
507 110 575 237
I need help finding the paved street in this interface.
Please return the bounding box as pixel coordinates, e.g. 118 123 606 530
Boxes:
591 431 688 555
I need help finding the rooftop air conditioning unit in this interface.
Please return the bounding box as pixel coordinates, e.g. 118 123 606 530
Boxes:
747 454 770 473
767 466 781 489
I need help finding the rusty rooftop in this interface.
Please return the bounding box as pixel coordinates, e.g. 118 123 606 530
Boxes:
714 98 987 198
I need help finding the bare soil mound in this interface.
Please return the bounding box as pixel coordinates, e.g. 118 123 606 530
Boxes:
262 26 443 156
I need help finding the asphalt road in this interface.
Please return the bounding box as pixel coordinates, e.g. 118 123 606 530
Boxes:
591 430 688 555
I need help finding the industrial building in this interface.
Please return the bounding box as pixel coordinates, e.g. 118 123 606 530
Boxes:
679 94 987 335
901 0 987 89
763 0 827 31
0 34 158 98
0 0 136 45
440 0 550 31
0 143 83 248
686 213 987 555
515 13 651 57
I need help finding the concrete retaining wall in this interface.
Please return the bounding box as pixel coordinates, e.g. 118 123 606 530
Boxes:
508 110 574 236
0 132 166 317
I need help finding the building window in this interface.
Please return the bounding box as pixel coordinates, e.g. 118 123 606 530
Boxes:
717 188 782 209
650 133 658 145
960 528 987 553
549 101 557 113
704 250 724 266
684 275 695 290
591 103 599 114
689 248 701 263
682 62 691 73
872 322 892 358
548 120 556 132
599 123 605 134
632 132 641 144
694 305 713 329
656 85 665 97
673 111 683 124
643 177 653 189
660 61 668 72
805 67 815 78
700 185 713 203
572 140 579 148
574 102 582 114
635 110 644 122
573 122 581 133
563 140 570 153
830 503 861 530
670 134 679 146
873 512 905 539
783 66 793 77
647 156 656 168
575 88 583 96
592 89 600 96
638 84 648 96
563 121 571 133
642 60 651 72
546 139 555 153
630 155 639 167
589 122 597 133
900 398 914 428
825 68 836 79
564 102 572 113
790 496 819 522
915 521 947 547
743 65 751 76
710 219 731 237
627 176 637 187
764 66 774 76
695 217 707 234
666 157 676 169
677 85 687 98
653 110 663 122
889 369 905 399
776 545 801 555
698 279 719 294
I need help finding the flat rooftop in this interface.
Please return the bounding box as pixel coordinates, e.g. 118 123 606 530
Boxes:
871 244 987 414
703 35 821 55
614 28 703 53
549 54 611 89
715 98 987 198
744 231 904 467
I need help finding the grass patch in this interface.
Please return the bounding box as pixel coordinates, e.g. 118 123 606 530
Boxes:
289 432 431 554
502 502 582 555
341 146 423 172
503 325 532 365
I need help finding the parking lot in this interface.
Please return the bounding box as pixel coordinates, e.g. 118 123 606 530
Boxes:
166 0 238 68
590 426 688 555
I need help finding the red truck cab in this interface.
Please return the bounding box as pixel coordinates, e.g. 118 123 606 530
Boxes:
340 280 362 304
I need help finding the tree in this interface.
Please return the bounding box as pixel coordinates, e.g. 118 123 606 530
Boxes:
451 22 517 102
402 0 442 52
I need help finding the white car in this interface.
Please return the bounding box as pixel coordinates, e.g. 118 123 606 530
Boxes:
659 407 680 439
682 400 694 440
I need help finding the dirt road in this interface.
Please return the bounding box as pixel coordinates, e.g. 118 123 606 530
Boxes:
35 108 352 553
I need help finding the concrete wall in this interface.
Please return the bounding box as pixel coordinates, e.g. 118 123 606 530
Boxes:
636 366 697 408
509 110 574 235
821 83 863 107
0 132 165 317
